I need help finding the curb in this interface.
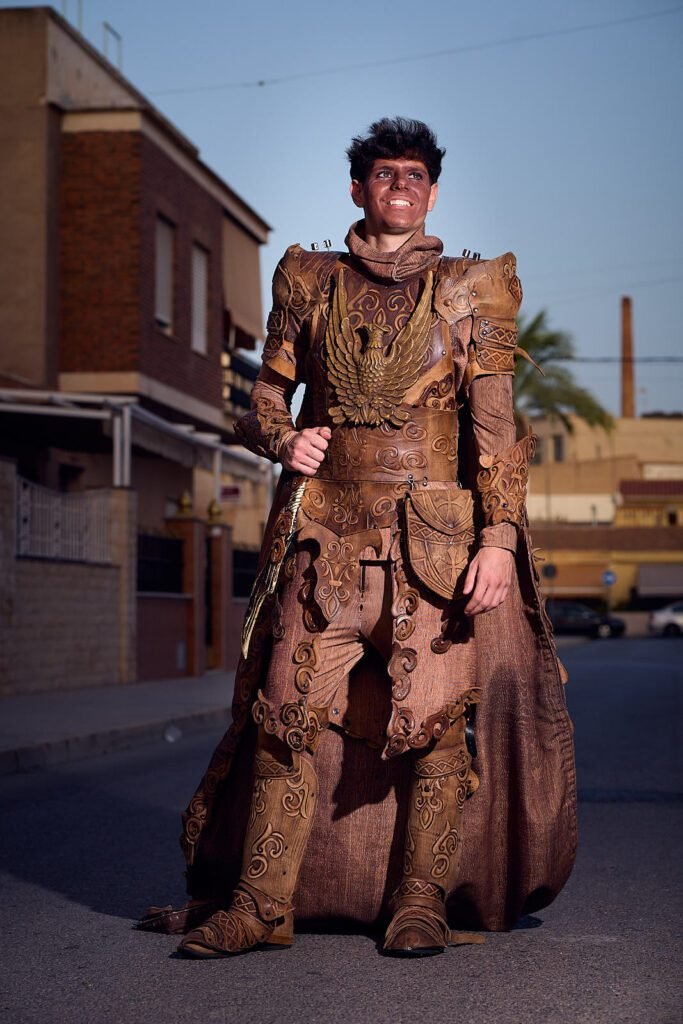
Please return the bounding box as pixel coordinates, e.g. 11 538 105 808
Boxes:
0 707 230 777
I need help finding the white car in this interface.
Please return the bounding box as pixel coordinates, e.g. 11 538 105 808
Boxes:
648 602 683 637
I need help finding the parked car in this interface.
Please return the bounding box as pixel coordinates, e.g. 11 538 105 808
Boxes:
648 602 683 637
546 599 626 639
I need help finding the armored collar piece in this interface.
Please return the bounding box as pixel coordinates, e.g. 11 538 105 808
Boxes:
345 221 443 282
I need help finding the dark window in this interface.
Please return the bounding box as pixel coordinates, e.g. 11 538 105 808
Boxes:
155 216 175 330
233 549 259 598
191 243 209 353
137 533 184 593
58 463 83 492
552 434 565 463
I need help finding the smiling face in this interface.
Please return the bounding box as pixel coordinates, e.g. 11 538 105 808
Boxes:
350 157 438 243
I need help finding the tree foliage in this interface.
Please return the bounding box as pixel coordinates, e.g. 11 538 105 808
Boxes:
513 310 614 435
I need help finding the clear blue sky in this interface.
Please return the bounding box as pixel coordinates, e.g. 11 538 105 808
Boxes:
6 0 682 414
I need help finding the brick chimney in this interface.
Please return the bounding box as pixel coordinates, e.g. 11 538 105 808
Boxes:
621 295 635 418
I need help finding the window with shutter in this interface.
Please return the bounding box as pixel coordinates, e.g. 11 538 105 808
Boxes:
155 216 174 330
191 244 209 354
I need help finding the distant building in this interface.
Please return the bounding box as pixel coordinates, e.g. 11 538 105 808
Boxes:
527 414 683 607
615 480 683 528
0 6 272 694
528 414 683 525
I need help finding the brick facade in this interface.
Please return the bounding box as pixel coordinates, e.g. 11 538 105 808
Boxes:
59 129 224 411
59 131 142 372
139 135 223 407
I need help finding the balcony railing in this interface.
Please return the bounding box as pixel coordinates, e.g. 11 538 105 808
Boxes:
222 349 259 419
16 477 112 564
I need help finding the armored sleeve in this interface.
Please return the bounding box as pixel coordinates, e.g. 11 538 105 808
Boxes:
460 252 523 391
468 374 534 551
234 244 312 461
234 367 297 463
260 244 309 383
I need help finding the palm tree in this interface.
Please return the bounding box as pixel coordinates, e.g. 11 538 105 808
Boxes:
513 310 614 436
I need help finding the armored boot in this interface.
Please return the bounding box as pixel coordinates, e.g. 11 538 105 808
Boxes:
178 733 317 958
383 712 482 957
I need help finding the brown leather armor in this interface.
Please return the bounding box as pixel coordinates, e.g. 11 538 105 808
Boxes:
155 225 577 947
234 224 531 759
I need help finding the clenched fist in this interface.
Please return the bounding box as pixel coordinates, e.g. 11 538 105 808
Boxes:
281 426 332 476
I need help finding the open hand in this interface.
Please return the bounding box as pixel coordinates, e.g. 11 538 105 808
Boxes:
281 426 332 476
463 546 514 616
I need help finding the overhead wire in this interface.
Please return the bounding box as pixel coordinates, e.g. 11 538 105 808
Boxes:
148 5 683 96
548 357 682 363
530 276 682 306
524 255 683 283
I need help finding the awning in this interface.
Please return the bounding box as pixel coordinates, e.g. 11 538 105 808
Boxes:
222 217 264 344
637 563 683 597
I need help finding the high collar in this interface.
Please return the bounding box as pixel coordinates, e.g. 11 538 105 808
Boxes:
344 221 443 283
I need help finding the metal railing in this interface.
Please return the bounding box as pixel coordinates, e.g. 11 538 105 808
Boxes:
16 477 112 564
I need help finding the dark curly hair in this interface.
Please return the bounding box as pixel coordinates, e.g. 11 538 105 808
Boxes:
346 117 445 184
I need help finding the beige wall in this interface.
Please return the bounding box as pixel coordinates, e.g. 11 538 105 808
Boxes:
47 447 192 533
194 465 270 549
528 415 683 523
45 17 139 111
532 415 683 466
6 559 120 696
527 492 616 524
0 458 137 695
538 549 682 608
615 500 683 528
530 454 639 494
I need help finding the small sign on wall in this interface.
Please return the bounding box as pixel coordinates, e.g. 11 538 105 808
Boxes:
220 485 241 502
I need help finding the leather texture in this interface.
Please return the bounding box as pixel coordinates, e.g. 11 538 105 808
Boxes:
325 269 435 427
143 227 577 939
477 431 536 528
384 713 481 954
403 488 476 600
178 738 317 957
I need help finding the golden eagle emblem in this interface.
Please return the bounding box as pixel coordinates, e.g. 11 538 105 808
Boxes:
325 269 435 427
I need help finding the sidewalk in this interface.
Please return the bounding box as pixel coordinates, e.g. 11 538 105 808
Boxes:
0 671 235 776
0 631 633 779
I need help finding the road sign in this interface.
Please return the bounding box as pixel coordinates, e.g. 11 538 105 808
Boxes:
220 485 241 502
602 570 617 586
542 564 557 580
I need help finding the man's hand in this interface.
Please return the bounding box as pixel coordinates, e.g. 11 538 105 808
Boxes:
463 546 514 616
281 426 332 476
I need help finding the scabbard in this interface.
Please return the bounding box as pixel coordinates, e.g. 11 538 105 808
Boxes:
240 479 306 659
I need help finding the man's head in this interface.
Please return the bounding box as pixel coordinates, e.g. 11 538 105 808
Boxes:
347 118 444 243
346 117 445 185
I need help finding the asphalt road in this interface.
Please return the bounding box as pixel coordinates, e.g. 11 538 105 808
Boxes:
0 638 681 1024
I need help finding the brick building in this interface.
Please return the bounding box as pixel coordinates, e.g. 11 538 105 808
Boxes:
0 6 273 694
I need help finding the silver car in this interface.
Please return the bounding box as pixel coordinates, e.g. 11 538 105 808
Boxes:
648 602 683 637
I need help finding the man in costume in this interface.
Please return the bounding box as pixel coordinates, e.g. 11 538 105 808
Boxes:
139 118 576 958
